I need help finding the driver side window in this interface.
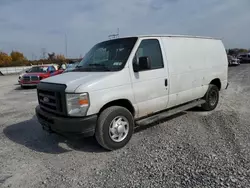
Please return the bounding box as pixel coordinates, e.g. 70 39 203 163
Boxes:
47 66 55 72
50 66 56 72
135 39 164 69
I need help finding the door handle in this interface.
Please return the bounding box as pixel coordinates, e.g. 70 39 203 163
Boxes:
165 79 168 86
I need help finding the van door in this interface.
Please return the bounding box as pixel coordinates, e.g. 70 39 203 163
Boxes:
130 38 169 118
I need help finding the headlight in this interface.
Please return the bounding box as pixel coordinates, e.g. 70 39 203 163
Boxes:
66 93 89 116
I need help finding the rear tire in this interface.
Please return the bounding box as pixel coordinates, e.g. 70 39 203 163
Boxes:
201 84 219 111
95 106 134 151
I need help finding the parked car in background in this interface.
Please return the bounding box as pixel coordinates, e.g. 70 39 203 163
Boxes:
19 65 63 88
238 53 250 63
227 55 240 66
18 68 31 84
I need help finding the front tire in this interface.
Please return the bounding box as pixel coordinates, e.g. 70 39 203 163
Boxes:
21 85 27 89
201 84 219 111
95 106 134 151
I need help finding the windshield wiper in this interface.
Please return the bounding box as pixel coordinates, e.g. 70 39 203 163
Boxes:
73 64 112 71
75 65 83 69
88 63 105 66
88 63 112 71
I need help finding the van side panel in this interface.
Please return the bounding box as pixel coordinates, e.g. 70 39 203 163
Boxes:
162 37 228 108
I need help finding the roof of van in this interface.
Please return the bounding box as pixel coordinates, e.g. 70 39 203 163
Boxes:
121 34 219 40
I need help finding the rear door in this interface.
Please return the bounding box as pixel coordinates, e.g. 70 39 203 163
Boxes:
130 38 169 118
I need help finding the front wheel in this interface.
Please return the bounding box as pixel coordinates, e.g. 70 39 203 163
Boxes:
21 85 27 89
201 84 219 111
95 106 134 151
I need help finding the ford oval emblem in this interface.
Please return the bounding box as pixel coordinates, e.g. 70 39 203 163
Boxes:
43 97 49 103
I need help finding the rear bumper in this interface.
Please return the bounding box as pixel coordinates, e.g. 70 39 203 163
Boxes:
35 106 97 138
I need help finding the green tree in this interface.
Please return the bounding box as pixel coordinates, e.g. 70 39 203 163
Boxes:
0 52 12 67
55 54 66 61
10 51 26 62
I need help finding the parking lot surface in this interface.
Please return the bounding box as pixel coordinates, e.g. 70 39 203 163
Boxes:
1 65 250 188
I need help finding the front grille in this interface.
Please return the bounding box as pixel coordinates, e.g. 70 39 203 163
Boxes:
31 76 39 81
23 76 30 81
38 90 61 114
23 76 39 81
37 83 67 116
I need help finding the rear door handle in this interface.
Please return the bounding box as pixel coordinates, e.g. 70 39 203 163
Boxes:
165 79 168 86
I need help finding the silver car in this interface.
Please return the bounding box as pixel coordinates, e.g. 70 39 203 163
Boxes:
228 55 240 66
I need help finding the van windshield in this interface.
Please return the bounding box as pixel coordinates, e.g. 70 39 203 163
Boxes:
75 37 138 72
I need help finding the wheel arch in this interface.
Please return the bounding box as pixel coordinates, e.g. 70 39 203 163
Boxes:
210 78 221 91
98 99 136 117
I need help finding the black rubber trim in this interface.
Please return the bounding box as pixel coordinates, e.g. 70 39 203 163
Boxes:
37 82 67 116
36 105 97 137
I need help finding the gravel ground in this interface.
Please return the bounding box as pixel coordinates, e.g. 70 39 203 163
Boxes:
0 65 250 188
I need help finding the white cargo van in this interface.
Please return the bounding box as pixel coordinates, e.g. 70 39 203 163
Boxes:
36 35 228 150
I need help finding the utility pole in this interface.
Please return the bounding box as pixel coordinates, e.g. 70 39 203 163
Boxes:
32 53 35 60
41 48 46 60
65 34 68 58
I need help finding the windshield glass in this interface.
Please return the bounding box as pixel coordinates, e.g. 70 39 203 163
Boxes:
75 37 138 72
29 66 48 73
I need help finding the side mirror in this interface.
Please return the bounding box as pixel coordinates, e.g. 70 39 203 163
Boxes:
133 57 139 72
133 56 151 72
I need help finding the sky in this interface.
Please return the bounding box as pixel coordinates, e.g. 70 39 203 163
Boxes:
0 0 250 60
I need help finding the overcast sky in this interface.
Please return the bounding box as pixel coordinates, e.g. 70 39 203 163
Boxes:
0 0 249 59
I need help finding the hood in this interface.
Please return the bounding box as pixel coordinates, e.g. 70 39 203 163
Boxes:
41 69 130 93
23 72 46 76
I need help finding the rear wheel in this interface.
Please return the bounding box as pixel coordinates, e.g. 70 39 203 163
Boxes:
201 84 219 111
95 106 134 151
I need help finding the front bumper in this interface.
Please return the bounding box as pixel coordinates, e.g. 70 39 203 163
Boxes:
36 106 97 138
21 81 40 86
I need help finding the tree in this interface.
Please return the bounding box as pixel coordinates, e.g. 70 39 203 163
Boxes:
55 54 66 61
227 48 248 56
238 49 248 54
48 52 55 60
0 52 12 67
10 51 26 62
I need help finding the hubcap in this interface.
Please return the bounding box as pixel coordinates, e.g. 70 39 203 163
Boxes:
209 90 218 106
109 116 129 142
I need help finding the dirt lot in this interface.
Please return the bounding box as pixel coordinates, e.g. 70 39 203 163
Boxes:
1 65 250 188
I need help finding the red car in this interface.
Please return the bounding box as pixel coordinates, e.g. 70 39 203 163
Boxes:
19 65 63 88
